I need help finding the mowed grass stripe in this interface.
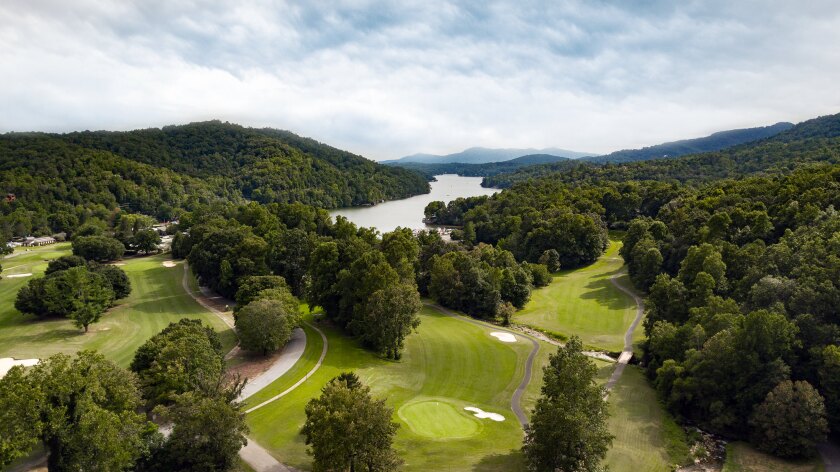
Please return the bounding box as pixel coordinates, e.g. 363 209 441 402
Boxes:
516 239 642 352
246 306 540 471
0 248 236 367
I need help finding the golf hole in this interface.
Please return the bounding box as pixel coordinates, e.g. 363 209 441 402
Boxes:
398 399 481 440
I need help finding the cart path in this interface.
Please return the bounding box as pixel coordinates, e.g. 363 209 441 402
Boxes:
603 274 645 395
424 303 539 428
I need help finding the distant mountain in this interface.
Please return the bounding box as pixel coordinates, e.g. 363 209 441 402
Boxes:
583 122 794 164
483 113 840 188
386 147 592 165
507 154 570 165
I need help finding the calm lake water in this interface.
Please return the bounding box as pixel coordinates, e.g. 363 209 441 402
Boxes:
330 174 499 233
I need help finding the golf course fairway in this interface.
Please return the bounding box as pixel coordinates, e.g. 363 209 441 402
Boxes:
516 239 643 352
0 247 237 367
245 306 541 471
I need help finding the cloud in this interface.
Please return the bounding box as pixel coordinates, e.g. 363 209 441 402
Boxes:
1 0 839 159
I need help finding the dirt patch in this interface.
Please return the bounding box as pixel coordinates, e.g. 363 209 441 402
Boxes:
227 349 289 382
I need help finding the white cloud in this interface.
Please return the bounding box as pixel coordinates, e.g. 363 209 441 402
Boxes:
1 0 839 160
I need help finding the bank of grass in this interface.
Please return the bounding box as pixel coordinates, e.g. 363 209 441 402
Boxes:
722 442 824 472
246 306 542 471
515 239 642 352
604 365 690 472
0 247 236 367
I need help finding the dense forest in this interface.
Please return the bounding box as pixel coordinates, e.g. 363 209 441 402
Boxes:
0 121 429 239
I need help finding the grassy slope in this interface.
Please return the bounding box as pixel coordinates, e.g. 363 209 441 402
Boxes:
515 239 642 352
604 366 689 472
723 442 824 472
246 306 540 471
0 246 236 367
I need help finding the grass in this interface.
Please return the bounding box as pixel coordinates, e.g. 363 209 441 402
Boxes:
245 306 541 471
603 366 690 472
723 442 825 472
515 239 642 352
0 246 236 368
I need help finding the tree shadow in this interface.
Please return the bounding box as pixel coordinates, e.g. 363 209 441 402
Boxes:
579 277 635 311
472 449 526 471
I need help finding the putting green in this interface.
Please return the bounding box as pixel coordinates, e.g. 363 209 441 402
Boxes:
398 398 481 439
245 306 540 471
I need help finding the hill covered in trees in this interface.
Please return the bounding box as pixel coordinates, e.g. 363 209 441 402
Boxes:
0 121 429 238
581 121 793 164
484 113 840 188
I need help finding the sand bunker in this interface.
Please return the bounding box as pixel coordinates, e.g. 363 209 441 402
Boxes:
464 407 505 422
490 332 517 343
162 261 177 268
110 263 126 266
4 273 33 278
0 358 39 378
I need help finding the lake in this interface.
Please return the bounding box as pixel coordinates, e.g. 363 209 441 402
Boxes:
330 174 499 234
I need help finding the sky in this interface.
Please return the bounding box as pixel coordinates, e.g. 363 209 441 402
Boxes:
2 1 840 160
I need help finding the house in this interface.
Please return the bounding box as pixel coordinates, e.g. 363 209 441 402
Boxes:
22 236 56 247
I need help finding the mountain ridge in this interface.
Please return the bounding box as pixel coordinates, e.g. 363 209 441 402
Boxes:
384 146 593 164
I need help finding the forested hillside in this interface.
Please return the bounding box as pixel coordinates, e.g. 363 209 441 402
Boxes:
484 113 840 188
0 122 429 238
581 121 792 164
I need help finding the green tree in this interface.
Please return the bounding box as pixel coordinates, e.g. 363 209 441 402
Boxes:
72 235 126 262
61 266 115 332
0 366 42 468
523 336 613 472
147 392 248 472
45 255 88 275
234 275 291 309
236 297 300 355
749 380 828 459
301 373 402 472
538 249 561 272
28 351 156 471
351 283 421 359
819 345 840 430
93 263 133 299
131 319 224 406
132 229 162 254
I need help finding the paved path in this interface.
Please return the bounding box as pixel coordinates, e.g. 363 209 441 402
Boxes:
237 328 306 401
603 274 645 395
425 303 539 428
245 321 328 414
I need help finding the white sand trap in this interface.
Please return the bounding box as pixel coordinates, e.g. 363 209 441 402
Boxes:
490 332 517 343
464 407 505 422
110 263 126 266
5 273 33 278
162 261 177 268
0 358 39 378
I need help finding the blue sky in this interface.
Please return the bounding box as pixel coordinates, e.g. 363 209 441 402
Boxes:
2 1 839 160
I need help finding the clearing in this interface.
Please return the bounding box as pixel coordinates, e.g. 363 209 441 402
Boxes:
515 239 643 352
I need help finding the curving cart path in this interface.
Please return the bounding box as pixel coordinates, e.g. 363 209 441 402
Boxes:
603 274 645 395
424 303 540 428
